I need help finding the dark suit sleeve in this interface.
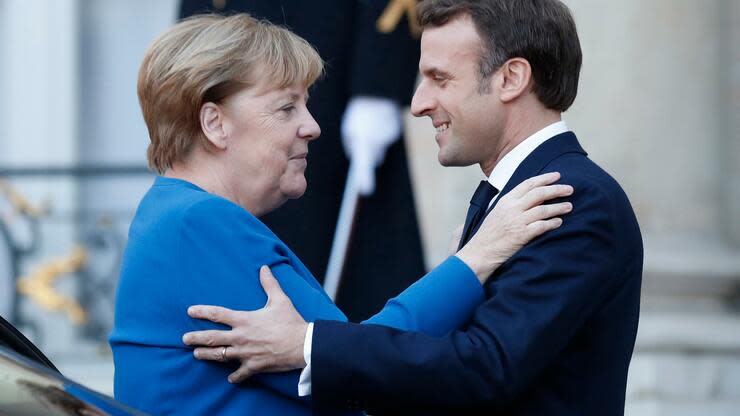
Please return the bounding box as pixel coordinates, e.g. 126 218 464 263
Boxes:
349 0 421 104
310 179 627 413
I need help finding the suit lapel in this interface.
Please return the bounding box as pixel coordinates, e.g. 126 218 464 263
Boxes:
472 132 587 236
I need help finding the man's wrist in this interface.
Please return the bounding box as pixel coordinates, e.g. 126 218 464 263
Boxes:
297 322 314 396
301 322 313 368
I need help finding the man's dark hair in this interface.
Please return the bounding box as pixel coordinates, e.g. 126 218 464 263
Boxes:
418 0 582 112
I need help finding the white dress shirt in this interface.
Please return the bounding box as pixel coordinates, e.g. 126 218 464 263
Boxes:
486 120 569 208
297 120 570 397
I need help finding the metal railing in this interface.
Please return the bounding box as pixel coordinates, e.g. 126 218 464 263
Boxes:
0 164 151 345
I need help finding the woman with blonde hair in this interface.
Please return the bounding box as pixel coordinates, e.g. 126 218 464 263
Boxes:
109 14 572 415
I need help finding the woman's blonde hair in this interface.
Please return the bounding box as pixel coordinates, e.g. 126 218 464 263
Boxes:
138 14 324 173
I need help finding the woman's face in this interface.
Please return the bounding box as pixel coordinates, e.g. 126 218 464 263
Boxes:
220 82 320 214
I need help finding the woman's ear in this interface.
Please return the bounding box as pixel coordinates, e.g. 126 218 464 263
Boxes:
200 102 228 150
498 58 533 103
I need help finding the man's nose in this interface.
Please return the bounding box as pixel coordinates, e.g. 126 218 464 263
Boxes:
410 81 434 117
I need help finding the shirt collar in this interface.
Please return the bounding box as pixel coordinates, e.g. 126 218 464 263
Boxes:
487 120 570 191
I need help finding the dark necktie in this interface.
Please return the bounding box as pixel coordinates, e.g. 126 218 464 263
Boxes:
458 181 499 250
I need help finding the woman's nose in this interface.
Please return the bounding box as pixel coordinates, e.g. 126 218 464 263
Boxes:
300 112 321 140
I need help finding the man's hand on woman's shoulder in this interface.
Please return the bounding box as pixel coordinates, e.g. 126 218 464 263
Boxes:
182 265 308 383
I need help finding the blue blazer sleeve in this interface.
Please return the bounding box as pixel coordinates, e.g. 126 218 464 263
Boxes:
309 177 641 413
363 256 484 336
178 198 319 403
180 197 484 402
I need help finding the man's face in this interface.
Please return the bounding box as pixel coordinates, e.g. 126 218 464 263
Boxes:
411 15 503 168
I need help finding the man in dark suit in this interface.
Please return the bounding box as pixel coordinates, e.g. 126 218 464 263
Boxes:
179 0 426 322
183 1 643 414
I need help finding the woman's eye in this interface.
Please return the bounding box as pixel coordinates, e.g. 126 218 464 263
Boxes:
281 105 296 114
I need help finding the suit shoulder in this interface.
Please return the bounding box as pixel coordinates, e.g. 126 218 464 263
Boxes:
546 152 629 202
181 193 269 233
181 192 246 219
179 193 292 261
544 151 642 249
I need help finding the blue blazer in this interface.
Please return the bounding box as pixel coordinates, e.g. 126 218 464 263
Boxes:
310 132 644 415
109 177 484 415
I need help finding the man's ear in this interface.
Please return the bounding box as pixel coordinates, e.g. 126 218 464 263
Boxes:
200 102 228 150
498 58 533 103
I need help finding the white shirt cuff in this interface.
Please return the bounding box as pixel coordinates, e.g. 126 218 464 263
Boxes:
297 322 314 396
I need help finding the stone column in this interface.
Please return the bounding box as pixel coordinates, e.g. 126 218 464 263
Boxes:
564 1 740 414
0 0 82 356
724 0 740 247
1 0 80 168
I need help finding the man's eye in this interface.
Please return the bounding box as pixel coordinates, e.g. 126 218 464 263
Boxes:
281 105 296 113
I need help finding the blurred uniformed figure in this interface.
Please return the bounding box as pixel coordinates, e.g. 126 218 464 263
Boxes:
179 0 425 321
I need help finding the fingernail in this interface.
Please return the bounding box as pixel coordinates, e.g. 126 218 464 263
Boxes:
566 203 573 211
227 376 235 383
182 334 190 344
